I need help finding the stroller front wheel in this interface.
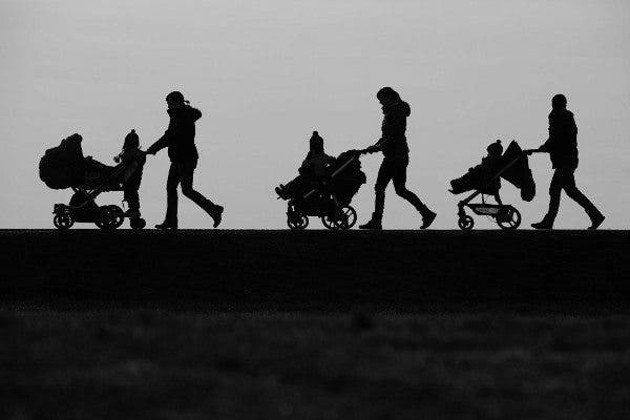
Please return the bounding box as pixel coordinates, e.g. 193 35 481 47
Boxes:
287 213 309 230
458 215 474 231
96 205 124 230
53 213 74 230
497 206 521 230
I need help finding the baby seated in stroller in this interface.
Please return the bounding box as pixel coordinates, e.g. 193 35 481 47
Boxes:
450 140 505 203
275 131 335 201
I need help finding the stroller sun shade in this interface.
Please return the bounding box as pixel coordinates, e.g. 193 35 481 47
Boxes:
40 134 117 190
500 141 536 202
39 135 87 190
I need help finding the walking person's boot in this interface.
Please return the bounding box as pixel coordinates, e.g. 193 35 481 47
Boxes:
155 219 178 230
210 204 224 228
531 218 553 230
419 209 437 230
587 213 605 230
359 213 382 230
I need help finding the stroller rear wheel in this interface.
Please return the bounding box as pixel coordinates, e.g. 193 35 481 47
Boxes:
96 205 125 230
497 206 521 230
53 212 74 230
458 215 474 231
321 214 341 230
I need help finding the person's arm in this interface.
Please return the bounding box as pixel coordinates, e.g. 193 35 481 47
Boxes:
361 136 391 154
145 132 169 155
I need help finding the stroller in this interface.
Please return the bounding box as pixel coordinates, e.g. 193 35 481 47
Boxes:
39 134 147 230
449 140 535 230
279 150 366 230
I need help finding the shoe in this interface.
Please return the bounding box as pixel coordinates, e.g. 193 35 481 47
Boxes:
531 221 552 230
155 221 178 230
210 205 224 228
588 214 605 230
359 219 382 230
420 211 437 230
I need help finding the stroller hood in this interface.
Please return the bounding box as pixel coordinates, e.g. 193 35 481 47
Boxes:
501 141 536 202
328 150 367 206
39 134 87 189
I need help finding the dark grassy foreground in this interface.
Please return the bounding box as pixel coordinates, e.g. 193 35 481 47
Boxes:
1 230 629 419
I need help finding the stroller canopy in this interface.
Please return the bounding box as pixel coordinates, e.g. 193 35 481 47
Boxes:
501 141 536 202
39 134 87 190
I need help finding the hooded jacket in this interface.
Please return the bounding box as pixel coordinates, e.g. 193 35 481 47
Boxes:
375 100 411 159
147 105 202 162
539 108 579 169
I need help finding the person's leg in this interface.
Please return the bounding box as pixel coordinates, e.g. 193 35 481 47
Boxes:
562 169 605 227
164 162 181 225
391 158 433 218
373 160 394 221
533 168 563 228
179 160 223 227
123 187 140 216
359 159 392 229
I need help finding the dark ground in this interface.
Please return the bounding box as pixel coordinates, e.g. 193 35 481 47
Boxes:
1 230 629 419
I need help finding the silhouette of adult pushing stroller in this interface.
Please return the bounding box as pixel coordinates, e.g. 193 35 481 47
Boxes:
525 94 605 230
358 87 437 230
146 91 224 230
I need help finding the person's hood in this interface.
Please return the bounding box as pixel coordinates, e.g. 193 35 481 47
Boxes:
168 105 202 121
383 100 411 117
549 108 573 120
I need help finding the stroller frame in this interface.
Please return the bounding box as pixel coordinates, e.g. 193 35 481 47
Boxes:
286 155 359 230
52 161 146 230
456 155 523 231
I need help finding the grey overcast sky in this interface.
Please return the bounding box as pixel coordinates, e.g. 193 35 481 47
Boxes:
1 0 628 229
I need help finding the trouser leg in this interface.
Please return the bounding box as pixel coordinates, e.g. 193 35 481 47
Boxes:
124 188 140 212
373 160 393 221
179 160 216 214
562 170 603 221
542 168 563 225
165 163 180 223
391 158 432 217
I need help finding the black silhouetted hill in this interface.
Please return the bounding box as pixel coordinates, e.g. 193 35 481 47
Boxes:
1 230 627 312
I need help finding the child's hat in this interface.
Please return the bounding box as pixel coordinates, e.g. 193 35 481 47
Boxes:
486 139 503 155
124 129 140 149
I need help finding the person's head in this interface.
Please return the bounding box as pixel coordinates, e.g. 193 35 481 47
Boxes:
376 86 401 106
309 131 325 154
486 140 503 157
123 129 139 150
166 91 186 110
552 94 567 110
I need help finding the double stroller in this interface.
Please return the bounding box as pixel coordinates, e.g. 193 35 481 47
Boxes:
39 133 147 230
277 150 367 230
449 140 535 230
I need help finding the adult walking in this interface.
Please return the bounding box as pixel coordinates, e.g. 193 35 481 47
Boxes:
526 94 604 229
358 87 436 230
146 91 223 230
